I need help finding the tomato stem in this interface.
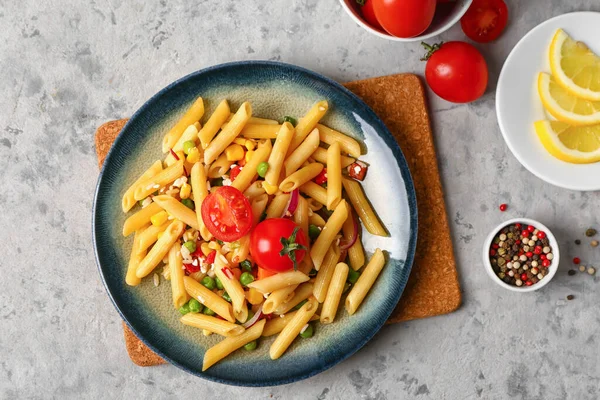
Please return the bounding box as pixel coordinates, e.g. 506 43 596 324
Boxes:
279 227 307 271
420 41 444 61
355 0 366 5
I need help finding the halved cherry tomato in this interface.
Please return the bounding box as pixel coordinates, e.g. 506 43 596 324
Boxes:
373 0 437 38
230 165 242 182
257 267 277 280
460 0 508 43
314 168 328 185
201 186 253 242
358 0 383 31
422 41 488 103
250 218 308 272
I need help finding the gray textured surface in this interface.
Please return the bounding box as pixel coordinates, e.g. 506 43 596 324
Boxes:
2 1 600 399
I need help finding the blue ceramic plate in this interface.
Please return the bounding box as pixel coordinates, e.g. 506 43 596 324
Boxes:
93 61 417 386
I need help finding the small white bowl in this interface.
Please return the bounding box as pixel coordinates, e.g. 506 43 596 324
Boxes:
482 218 560 292
339 0 473 42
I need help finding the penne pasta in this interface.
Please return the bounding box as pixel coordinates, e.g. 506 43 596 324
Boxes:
247 270 309 294
243 181 266 200
136 220 185 278
262 285 298 314
308 212 327 228
172 123 200 153
262 311 319 337
239 123 281 139
343 213 365 271
310 200 348 270
299 181 327 207
307 198 323 212
232 139 273 193
204 102 252 164
137 221 169 254
251 194 269 226
126 231 144 286
162 96 204 153
264 122 294 189
169 243 189 309
269 297 318 360
342 177 387 236
123 202 162 236
265 193 290 219
293 196 309 243
202 319 265 371
326 142 342 210
133 160 184 201
214 254 248 323
317 124 361 158
274 283 314 315
152 195 199 230
288 101 328 154
190 162 211 241
183 276 235 322
279 163 323 193
313 245 341 303
122 160 163 212
320 263 349 324
345 249 386 315
231 234 250 264
207 153 234 179
284 128 320 176
198 99 230 149
311 147 355 168
181 313 245 337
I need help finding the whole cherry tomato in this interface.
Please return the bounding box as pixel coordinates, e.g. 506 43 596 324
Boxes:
373 0 437 38
358 0 383 31
201 186 253 242
250 218 307 272
461 0 508 43
422 41 488 103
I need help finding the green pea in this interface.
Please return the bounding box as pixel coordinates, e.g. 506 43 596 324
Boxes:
215 276 224 290
183 240 197 253
203 307 216 316
308 225 321 241
216 240 224 245
292 299 308 311
257 162 269 178
211 177 224 187
188 298 203 313
222 292 232 303
282 116 297 126
178 304 191 315
240 272 254 287
244 340 258 351
299 323 314 338
347 269 360 284
183 140 196 155
240 260 253 272
201 276 216 290
138 198 146 207
181 198 194 210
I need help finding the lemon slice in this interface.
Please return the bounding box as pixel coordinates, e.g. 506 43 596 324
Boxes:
549 29 600 101
534 120 600 163
538 72 600 125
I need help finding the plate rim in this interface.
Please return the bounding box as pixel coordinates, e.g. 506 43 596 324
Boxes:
92 60 418 386
496 11 600 191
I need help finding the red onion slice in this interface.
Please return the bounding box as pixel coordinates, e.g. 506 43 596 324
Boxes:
280 189 300 218
340 213 359 250
242 304 263 328
170 148 180 161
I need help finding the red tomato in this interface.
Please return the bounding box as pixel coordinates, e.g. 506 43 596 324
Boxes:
201 186 253 242
461 0 508 43
250 218 308 272
373 0 436 38
229 165 242 181
359 0 383 31
314 168 327 185
257 267 276 280
423 41 488 103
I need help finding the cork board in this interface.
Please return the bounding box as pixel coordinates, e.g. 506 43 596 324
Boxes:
94 73 460 367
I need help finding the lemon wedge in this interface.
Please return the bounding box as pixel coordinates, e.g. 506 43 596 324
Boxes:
538 72 600 125
549 29 600 101
534 120 600 163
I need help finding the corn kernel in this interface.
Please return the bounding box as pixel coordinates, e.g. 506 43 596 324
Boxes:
186 147 200 163
262 181 278 195
151 211 168 226
157 231 165 240
225 252 235 264
200 243 212 256
245 150 255 163
234 138 247 146
180 183 191 199
225 143 245 161
208 241 222 251
246 287 264 305
244 140 255 151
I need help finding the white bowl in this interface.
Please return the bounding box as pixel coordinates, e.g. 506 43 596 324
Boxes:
482 218 560 292
339 0 473 42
